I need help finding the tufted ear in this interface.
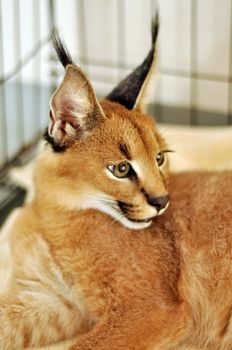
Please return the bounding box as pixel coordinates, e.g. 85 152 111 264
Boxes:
106 14 159 112
47 33 105 150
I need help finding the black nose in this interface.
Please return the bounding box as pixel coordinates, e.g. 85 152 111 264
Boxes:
147 195 169 211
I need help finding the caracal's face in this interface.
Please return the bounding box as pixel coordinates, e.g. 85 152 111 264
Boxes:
40 100 169 230
36 21 169 230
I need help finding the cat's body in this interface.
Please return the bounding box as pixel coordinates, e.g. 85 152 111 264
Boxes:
1 19 232 350
1 170 232 350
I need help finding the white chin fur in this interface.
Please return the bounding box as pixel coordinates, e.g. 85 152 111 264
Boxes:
103 206 153 230
79 195 153 230
97 206 153 230
122 219 152 230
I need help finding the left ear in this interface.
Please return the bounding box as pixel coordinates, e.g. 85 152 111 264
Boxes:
106 15 159 112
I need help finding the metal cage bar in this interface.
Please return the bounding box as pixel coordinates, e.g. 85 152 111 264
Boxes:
13 0 24 148
117 0 126 81
76 0 89 72
0 0 7 168
190 0 198 125
228 0 232 124
32 0 41 136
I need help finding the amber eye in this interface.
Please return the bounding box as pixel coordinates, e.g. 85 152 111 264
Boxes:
156 152 165 166
108 161 131 178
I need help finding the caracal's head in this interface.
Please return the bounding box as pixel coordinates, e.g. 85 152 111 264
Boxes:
35 17 170 230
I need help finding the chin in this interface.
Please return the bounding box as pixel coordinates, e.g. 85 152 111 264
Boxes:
97 204 154 230
119 217 153 230
78 195 155 230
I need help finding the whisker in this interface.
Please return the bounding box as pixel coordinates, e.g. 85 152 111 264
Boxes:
157 124 175 135
76 190 116 204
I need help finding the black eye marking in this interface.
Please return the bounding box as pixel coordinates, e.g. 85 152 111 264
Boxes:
119 143 131 160
128 166 137 180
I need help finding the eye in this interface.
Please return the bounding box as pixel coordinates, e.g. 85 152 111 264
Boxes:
156 152 165 166
108 161 131 178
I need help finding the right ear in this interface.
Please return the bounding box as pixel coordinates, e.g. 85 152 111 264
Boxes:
48 64 105 148
47 33 105 149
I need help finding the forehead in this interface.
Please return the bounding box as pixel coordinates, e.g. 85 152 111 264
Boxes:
98 100 165 159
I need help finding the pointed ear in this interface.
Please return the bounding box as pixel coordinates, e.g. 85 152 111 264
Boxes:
106 14 159 112
48 64 105 148
47 32 105 149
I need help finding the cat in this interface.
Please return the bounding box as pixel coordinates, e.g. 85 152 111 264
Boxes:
0 17 167 349
1 17 232 350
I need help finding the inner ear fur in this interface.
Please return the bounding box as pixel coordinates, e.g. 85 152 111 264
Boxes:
48 64 105 148
106 15 159 112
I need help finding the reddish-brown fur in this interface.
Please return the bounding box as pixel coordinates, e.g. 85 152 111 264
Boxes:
1 27 232 349
0 98 231 349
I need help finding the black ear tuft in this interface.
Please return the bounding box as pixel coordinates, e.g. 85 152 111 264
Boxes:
106 14 159 110
151 12 159 48
51 31 74 68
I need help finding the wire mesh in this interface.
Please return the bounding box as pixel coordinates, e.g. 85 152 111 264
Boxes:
0 0 231 172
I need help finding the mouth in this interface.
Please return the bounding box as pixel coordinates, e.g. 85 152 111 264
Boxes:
79 193 154 230
118 201 155 224
125 217 153 223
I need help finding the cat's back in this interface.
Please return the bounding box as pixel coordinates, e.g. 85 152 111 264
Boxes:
167 171 232 241
166 171 232 282
166 171 232 348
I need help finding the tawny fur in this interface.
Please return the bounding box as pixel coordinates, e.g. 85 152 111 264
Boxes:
0 102 232 350
1 22 232 350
